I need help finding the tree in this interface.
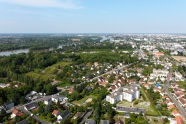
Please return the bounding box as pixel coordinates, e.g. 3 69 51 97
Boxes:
38 105 44 113
93 108 100 120
20 96 26 104
45 105 52 113
73 117 80 124
156 104 162 110
0 109 6 115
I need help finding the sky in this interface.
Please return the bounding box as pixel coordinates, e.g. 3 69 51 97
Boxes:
0 0 186 33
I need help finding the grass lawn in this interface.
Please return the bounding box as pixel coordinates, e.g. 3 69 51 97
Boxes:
150 119 169 124
38 116 52 122
26 62 71 82
140 88 161 116
58 82 72 87
117 100 133 107
72 95 97 106
113 115 125 122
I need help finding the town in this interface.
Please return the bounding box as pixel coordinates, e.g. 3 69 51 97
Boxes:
0 34 186 124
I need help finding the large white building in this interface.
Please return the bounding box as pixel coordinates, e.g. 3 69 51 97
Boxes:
175 71 183 81
150 69 169 80
106 84 140 104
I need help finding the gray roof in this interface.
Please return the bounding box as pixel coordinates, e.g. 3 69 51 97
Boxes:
25 102 38 110
61 110 70 118
4 101 14 106
0 83 6 87
85 119 96 124
16 119 29 124
101 120 109 124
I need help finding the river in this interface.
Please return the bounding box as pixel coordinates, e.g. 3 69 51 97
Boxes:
100 36 113 42
0 45 63 56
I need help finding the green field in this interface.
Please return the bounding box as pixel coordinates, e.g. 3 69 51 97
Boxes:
139 88 160 116
117 100 133 107
72 95 97 106
38 116 52 122
26 62 71 81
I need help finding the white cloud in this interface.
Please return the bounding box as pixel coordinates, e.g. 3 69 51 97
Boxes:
0 0 83 9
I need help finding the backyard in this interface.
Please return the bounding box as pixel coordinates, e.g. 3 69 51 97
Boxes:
72 95 97 106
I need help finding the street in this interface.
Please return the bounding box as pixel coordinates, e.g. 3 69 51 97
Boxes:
163 68 186 121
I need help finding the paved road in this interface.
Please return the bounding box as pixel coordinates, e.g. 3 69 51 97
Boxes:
79 109 93 124
163 68 186 121
6 93 62 124
115 106 146 114
77 64 129 87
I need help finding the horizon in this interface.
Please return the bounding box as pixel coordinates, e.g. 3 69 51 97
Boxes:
0 0 186 33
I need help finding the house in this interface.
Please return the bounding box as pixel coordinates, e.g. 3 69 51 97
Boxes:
128 79 136 84
171 83 179 88
69 88 75 94
52 110 61 117
24 102 38 111
154 52 164 58
11 109 23 118
72 112 84 120
168 104 176 110
176 116 184 124
115 118 124 124
16 119 30 124
175 71 183 81
0 83 6 88
94 62 99 67
57 110 70 122
100 120 109 124
172 110 180 117
51 95 64 103
147 80 155 85
154 87 160 92
6 84 11 87
85 119 96 124
175 92 184 99
139 79 145 84
143 83 150 89
106 84 140 104
44 98 52 105
3 101 14 110
178 98 186 107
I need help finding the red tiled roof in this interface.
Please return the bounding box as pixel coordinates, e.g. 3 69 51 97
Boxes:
12 109 23 117
52 110 59 115
176 116 184 124
172 110 180 116
178 98 186 105
69 88 74 93
169 104 176 109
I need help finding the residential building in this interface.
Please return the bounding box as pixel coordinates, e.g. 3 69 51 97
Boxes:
24 102 38 111
72 112 84 120
100 120 109 124
176 116 184 124
115 118 124 124
44 98 52 105
0 83 6 88
175 71 183 81
11 109 23 118
106 84 140 104
3 101 14 110
85 119 96 124
16 119 29 124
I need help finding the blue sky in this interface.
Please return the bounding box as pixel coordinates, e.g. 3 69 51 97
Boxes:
0 0 186 33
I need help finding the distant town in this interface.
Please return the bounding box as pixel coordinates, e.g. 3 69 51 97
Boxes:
0 33 186 124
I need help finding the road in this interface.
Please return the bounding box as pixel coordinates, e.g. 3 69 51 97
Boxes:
6 93 62 124
163 68 186 121
79 108 93 124
115 106 146 114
